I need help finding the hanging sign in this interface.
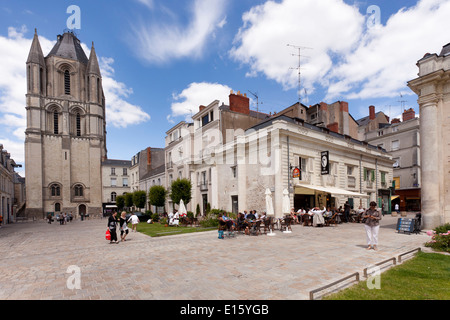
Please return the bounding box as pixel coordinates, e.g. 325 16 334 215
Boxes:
321 151 329 175
292 167 301 179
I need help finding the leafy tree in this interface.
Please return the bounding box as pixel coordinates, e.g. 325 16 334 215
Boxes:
133 190 147 210
124 192 133 209
148 185 167 208
170 178 192 205
116 195 125 210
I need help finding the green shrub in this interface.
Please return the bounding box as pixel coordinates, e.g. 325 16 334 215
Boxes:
151 213 160 222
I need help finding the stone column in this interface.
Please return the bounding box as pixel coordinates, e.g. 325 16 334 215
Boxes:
419 98 441 229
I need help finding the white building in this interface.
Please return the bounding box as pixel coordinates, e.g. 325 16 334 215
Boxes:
101 159 131 215
0 145 20 224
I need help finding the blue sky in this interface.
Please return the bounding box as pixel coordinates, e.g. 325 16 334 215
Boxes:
1 0 450 176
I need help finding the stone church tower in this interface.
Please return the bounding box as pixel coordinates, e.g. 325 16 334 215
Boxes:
25 30 107 219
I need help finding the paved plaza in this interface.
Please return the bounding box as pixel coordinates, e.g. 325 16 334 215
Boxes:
0 215 429 300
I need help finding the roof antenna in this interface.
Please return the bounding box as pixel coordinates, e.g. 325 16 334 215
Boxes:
287 44 312 105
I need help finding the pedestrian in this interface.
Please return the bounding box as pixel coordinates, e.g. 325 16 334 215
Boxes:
362 201 382 250
128 212 140 232
47 213 53 224
119 211 129 241
344 201 351 223
108 211 119 244
395 203 400 214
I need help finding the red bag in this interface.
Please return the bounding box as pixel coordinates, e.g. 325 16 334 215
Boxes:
105 229 111 241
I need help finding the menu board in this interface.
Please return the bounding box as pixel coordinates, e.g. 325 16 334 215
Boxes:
396 218 415 234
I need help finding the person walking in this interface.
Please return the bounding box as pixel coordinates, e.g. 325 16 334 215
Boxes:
108 211 119 244
128 212 140 232
362 201 382 250
119 211 129 241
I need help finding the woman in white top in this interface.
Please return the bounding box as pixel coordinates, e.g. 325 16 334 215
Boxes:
128 213 140 232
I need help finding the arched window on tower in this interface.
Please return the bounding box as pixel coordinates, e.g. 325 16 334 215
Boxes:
51 184 61 197
64 70 70 95
76 113 81 136
74 184 84 197
53 111 59 134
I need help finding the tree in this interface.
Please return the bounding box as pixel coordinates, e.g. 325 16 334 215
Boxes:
124 193 133 209
133 190 147 210
116 195 125 211
170 178 192 206
148 185 167 208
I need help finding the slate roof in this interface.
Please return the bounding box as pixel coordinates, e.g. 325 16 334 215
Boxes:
47 32 88 64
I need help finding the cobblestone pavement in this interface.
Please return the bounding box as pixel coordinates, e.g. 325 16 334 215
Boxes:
0 215 429 300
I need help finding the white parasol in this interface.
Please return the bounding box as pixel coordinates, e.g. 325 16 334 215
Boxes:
265 189 276 237
282 188 291 215
179 199 187 217
282 188 292 233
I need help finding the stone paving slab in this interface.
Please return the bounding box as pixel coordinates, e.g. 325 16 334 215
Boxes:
0 215 429 300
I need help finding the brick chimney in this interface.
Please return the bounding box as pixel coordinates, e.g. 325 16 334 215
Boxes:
402 108 416 122
369 105 376 120
199 105 206 112
229 90 250 115
391 118 401 124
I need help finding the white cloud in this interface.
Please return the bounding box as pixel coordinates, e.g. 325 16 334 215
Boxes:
170 82 232 121
135 0 155 10
0 26 150 167
326 0 450 100
130 0 228 64
230 0 450 103
230 0 364 95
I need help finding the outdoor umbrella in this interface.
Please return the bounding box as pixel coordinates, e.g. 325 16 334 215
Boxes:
282 188 291 215
179 199 187 217
265 188 276 236
282 189 292 233
265 188 274 216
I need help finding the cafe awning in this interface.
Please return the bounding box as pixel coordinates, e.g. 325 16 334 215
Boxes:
295 183 370 198
391 195 400 200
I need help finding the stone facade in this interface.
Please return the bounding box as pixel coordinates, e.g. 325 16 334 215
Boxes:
408 43 450 229
101 159 131 214
25 31 106 219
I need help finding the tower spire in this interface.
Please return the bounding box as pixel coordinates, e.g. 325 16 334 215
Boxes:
87 42 101 76
27 29 45 66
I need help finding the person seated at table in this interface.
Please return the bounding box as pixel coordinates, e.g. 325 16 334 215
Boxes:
290 207 299 224
221 212 235 231
258 211 266 221
310 207 326 227
246 210 256 221
236 213 248 232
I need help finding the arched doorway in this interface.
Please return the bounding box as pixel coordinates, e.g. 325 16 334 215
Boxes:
55 202 61 213
79 204 86 220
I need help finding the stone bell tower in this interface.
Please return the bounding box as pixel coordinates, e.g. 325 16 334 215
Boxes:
25 30 107 219
408 43 450 229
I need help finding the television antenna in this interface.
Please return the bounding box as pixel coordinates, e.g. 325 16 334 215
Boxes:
248 90 261 113
287 44 312 105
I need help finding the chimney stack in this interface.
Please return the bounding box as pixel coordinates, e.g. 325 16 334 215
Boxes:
369 105 376 120
229 90 250 115
402 108 416 122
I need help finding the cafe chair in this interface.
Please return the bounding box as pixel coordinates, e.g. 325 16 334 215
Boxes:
280 216 293 232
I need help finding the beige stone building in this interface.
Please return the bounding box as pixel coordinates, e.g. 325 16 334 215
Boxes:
101 159 131 215
364 109 421 212
408 43 450 229
0 145 21 224
25 31 107 219
213 115 393 217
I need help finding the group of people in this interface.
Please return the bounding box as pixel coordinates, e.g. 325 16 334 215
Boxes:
47 212 74 225
291 202 382 250
218 210 267 237
107 211 140 244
